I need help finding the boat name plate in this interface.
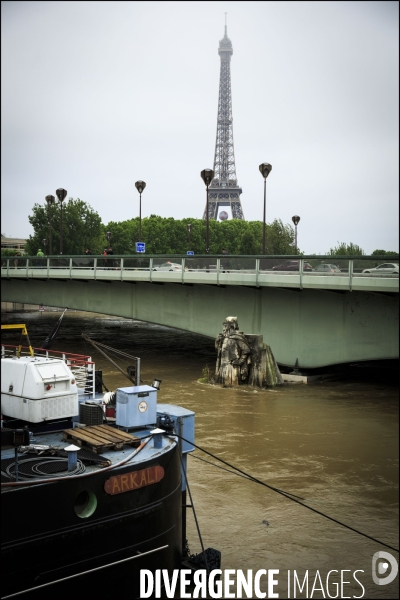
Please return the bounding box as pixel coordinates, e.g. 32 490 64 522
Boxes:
104 465 164 495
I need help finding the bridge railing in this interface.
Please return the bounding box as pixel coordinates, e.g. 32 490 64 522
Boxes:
2 254 398 271
1 255 398 292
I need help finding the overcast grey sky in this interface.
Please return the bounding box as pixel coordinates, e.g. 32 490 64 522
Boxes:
1 0 399 254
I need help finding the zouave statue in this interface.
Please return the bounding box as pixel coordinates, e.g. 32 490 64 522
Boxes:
215 317 251 386
215 316 283 388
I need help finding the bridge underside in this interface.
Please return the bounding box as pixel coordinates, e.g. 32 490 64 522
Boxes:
2 279 398 368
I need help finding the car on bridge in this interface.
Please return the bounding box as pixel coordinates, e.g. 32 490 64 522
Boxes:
153 262 185 271
314 263 341 273
362 263 399 275
271 260 313 272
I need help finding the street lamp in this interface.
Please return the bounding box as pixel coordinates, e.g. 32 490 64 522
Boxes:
186 223 192 252
68 223 75 254
292 215 300 255
200 169 214 254
42 239 47 254
259 163 272 254
45 195 55 255
56 188 67 254
135 181 146 243
106 231 112 243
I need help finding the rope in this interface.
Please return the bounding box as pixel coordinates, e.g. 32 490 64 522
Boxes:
190 453 305 500
173 434 399 554
1 436 152 487
179 450 210 575
3 457 85 481
85 339 139 361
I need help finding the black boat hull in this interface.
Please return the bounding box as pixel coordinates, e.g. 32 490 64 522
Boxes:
1 443 182 599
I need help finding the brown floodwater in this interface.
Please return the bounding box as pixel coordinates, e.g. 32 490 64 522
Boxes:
1 309 398 599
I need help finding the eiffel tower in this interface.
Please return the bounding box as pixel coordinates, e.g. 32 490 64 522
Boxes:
203 18 244 221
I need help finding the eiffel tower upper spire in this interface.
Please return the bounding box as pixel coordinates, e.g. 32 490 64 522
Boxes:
203 18 244 221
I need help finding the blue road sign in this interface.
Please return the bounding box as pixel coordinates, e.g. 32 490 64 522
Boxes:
136 242 146 253
187 251 194 256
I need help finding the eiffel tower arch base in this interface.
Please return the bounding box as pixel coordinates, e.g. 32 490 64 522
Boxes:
203 188 244 220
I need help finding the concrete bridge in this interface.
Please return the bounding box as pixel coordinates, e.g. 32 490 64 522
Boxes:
1 255 398 368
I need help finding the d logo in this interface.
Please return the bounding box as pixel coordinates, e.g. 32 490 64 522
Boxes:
372 551 398 586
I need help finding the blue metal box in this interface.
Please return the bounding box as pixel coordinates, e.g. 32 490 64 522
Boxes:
116 385 157 428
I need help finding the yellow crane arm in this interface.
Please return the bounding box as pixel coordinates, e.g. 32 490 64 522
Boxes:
1 324 34 356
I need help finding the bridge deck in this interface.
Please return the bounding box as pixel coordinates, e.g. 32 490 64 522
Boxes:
2 256 399 294
2 268 399 293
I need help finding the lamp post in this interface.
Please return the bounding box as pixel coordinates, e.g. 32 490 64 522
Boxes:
186 223 192 252
135 181 146 243
56 188 67 254
68 223 75 254
42 239 47 254
106 231 112 244
200 169 214 254
45 195 55 255
292 215 300 255
258 163 272 254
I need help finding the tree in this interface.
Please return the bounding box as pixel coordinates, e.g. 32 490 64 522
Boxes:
371 249 399 258
267 219 295 254
24 204 299 256
104 216 297 255
240 228 260 255
25 198 104 255
328 242 365 256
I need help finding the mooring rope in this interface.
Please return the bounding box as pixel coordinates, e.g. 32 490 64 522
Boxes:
179 450 210 575
172 433 399 554
190 453 305 500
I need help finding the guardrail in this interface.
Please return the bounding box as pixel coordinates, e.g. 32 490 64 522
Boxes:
2 255 398 292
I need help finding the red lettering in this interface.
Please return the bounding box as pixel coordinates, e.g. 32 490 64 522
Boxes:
129 472 138 489
156 466 164 481
147 467 155 484
104 465 165 495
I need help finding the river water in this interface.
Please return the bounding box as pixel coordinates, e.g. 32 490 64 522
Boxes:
1 310 398 599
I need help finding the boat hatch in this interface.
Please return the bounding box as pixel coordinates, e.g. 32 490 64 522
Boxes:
35 361 72 382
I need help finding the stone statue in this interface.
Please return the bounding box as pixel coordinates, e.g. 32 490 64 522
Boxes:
215 316 283 388
215 317 251 386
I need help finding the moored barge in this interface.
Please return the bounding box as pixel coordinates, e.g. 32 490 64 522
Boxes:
1 325 196 599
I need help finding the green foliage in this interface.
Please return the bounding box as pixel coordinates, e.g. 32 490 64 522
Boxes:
199 364 214 384
326 244 399 269
25 198 105 255
103 216 296 255
327 242 365 256
325 242 365 271
24 204 296 256
0 249 18 257
25 200 397 258
371 249 399 258
267 219 296 254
